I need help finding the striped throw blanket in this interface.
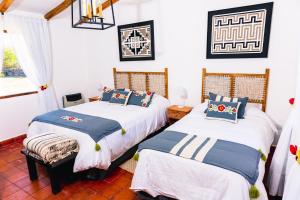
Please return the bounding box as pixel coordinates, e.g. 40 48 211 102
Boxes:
23 133 79 164
136 130 261 185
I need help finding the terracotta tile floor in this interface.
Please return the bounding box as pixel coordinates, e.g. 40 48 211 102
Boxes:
0 141 139 200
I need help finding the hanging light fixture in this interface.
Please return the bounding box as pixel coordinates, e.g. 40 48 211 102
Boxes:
71 0 116 30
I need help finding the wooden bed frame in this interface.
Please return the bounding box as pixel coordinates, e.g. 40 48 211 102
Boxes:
22 68 169 194
137 68 271 200
113 67 169 98
201 68 270 112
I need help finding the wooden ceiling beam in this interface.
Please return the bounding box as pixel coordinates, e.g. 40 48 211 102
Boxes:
0 0 15 13
44 0 74 21
45 0 119 21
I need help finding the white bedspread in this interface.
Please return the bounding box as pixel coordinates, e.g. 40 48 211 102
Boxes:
131 104 278 200
27 95 169 172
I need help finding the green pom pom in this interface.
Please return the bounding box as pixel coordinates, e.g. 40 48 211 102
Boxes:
121 128 126 136
133 152 139 161
95 143 101 152
258 149 267 161
249 185 260 199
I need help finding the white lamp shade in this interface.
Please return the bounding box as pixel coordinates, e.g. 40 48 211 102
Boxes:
177 87 188 99
97 83 103 92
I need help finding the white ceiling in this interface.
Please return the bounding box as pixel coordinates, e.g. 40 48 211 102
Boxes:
9 0 63 14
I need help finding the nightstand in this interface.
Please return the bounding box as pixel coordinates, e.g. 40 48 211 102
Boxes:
167 105 193 124
89 96 100 102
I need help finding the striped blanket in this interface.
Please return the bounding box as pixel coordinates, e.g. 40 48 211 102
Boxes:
23 133 79 164
137 131 261 185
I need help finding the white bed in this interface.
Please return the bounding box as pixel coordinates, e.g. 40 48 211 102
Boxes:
131 68 276 200
27 68 170 172
27 94 169 172
131 103 277 200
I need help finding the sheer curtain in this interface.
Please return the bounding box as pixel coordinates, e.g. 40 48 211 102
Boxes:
268 52 300 196
0 14 4 72
5 14 58 112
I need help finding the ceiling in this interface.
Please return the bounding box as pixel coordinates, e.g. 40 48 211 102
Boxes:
8 0 62 14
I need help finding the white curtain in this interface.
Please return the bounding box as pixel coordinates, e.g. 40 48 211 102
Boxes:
0 14 4 72
268 52 300 196
5 14 58 112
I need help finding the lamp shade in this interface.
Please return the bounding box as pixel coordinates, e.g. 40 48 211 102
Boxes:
97 83 103 92
177 87 188 100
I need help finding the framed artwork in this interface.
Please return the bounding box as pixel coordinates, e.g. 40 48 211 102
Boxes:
118 20 155 61
207 2 273 59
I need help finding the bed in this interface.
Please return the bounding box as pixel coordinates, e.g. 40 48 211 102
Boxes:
27 68 170 175
131 68 278 200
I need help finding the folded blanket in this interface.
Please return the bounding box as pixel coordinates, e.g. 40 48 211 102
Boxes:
31 109 124 143
23 133 79 164
135 131 263 198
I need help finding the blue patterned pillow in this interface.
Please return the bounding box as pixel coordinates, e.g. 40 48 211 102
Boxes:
206 100 240 123
109 91 132 105
101 87 125 101
209 92 248 119
127 91 155 107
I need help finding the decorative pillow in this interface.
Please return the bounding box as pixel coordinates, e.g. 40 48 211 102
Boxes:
209 92 248 119
206 100 241 123
101 87 124 101
109 91 132 105
127 90 155 107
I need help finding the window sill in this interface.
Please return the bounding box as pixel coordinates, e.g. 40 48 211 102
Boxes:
0 91 38 100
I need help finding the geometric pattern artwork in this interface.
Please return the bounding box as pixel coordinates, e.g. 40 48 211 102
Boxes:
118 20 155 61
207 2 273 59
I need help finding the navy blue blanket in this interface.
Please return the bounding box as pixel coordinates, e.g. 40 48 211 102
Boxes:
32 109 122 142
137 131 261 185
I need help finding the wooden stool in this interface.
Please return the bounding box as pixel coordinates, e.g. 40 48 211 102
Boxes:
21 150 77 194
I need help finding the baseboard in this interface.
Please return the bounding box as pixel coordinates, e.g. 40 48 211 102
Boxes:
0 134 27 148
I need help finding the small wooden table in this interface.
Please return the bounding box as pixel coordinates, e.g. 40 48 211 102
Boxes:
89 96 100 102
167 105 193 124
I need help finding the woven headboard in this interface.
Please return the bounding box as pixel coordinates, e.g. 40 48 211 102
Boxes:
201 68 270 112
113 68 169 98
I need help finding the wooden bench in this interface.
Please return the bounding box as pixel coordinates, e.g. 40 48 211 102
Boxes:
21 150 77 194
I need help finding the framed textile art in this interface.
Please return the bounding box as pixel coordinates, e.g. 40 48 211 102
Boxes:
206 2 273 59
118 20 155 61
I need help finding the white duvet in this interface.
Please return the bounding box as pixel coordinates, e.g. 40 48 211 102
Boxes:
131 103 278 200
27 95 169 172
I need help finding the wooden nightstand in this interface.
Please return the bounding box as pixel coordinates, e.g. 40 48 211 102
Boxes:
167 105 193 124
89 96 100 102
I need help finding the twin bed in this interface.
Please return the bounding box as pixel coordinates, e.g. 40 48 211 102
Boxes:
25 68 277 200
131 69 278 200
27 68 169 175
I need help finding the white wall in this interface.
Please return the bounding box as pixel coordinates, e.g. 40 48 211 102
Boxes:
1 0 299 141
76 0 300 127
0 94 41 141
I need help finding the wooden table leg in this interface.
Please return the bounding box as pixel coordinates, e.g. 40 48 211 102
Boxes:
47 167 61 194
25 155 38 181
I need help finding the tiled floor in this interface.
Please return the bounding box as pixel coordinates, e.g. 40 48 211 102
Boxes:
0 141 138 200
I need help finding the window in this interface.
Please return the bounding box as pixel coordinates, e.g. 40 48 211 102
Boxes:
0 33 36 98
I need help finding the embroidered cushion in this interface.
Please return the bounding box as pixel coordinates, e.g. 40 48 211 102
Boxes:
101 87 124 101
206 100 241 123
209 92 248 119
109 90 132 105
128 90 155 107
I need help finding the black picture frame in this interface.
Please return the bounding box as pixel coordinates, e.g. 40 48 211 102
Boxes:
118 20 155 61
206 2 273 59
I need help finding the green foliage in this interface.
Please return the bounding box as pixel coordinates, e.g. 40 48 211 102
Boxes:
3 48 20 68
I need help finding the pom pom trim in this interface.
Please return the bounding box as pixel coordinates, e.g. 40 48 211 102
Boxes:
249 185 260 199
95 143 101 151
133 152 139 161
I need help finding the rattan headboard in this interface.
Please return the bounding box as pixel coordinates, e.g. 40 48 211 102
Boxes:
113 68 169 98
201 68 270 112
